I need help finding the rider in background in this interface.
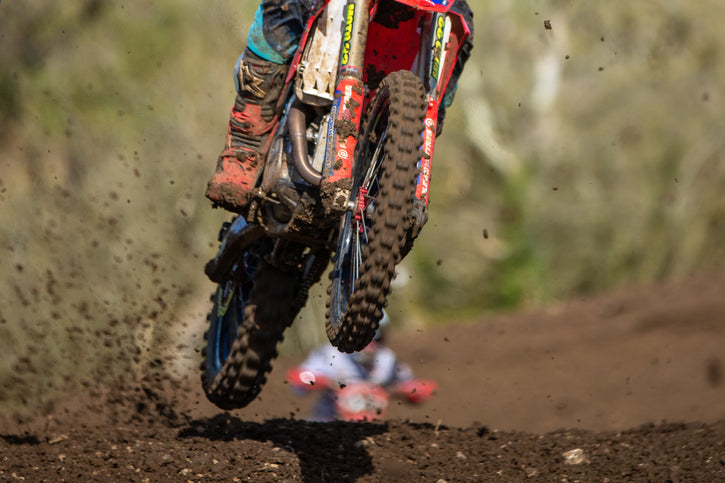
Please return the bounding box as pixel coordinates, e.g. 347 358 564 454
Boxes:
286 311 437 421
205 0 474 215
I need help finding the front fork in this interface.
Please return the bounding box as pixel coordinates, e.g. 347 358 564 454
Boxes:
324 0 371 187
415 98 438 205
323 2 464 212
415 11 454 206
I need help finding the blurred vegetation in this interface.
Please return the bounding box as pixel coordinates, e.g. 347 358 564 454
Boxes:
401 0 725 322
1 0 724 413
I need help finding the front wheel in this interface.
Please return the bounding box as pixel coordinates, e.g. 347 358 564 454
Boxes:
326 70 426 353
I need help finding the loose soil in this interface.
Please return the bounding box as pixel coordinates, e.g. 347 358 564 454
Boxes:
2 271 725 481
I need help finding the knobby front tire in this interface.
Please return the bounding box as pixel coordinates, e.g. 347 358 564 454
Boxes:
326 70 426 353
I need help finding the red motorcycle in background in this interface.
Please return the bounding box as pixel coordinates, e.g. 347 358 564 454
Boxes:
200 0 470 410
287 367 438 421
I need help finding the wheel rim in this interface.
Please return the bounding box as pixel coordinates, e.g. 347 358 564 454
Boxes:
208 279 241 375
206 253 257 377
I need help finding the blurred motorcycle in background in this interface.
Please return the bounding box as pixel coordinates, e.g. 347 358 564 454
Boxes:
287 366 438 421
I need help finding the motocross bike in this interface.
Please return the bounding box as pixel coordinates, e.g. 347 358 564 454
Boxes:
286 367 438 421
200 0 470 410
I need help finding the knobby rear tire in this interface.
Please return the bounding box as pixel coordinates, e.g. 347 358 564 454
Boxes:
201 259 299 410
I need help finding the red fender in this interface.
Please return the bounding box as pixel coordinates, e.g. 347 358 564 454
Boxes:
393 379 438 403
392 0 455 14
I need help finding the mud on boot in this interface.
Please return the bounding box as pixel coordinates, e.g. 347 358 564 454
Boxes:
206 48 289 213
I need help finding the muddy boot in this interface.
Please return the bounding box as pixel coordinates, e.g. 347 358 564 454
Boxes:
205 48 289 213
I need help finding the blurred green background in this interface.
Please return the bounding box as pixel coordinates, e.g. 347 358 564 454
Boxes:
1 0 724 413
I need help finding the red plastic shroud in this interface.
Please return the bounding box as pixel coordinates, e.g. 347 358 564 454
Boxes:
394 0 455 13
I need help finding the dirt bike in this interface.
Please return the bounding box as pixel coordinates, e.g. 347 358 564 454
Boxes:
200 0 470 410
286 367 438 421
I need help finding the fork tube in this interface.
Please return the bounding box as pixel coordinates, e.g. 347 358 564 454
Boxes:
415 98 438 206
415 13 450 206
323 0 371 185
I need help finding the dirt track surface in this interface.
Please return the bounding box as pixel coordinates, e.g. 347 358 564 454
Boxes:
2 271 725 481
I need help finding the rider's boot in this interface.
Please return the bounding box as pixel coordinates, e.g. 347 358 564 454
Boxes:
205 48 289 213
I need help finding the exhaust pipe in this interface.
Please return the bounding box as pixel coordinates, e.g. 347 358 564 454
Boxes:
288 103 323 187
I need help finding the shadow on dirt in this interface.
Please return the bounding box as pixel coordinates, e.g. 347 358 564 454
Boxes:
0 434 41 446
179 414 388 482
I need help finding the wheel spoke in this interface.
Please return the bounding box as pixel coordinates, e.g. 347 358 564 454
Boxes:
359 207 369 243
362 127 387 189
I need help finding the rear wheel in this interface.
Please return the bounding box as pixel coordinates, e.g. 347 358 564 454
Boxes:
201 252 298 410
201 238 328 410
326 70 426 353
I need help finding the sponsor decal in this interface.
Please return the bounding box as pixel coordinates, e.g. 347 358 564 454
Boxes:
341 3 355 66
217 284 235 317
436 16 445 39
323 103 339 175
424 117 435 152
419 117 436 197
431 16 445 82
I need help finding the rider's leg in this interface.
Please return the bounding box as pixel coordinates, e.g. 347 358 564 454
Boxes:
205 49 288 213
205 0 316 214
